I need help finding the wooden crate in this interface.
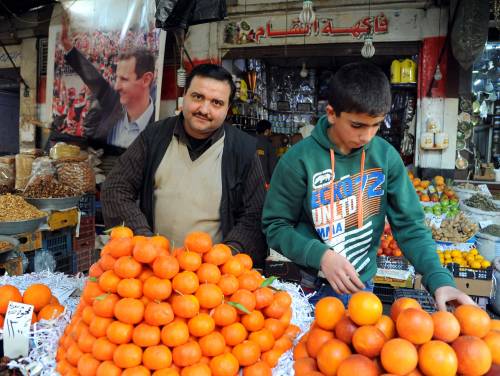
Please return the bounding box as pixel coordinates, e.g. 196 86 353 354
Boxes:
12 231 42 253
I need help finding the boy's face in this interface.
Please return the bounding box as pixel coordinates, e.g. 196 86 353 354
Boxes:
326 104 385 153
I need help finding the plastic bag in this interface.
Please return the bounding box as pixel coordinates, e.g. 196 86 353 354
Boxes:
23 157 80 198
0 161 14 194
49 142 81 160
55 159 96 194
15 153 35 191
34 249 56 272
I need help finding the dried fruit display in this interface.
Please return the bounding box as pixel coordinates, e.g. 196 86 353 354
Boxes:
0 194 46 221
427 212 478 242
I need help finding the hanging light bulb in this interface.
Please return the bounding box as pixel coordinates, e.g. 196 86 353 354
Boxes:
361 34 375 58
177 66 186 88
299 0 316 25
434 64 442 81
300 62 308 78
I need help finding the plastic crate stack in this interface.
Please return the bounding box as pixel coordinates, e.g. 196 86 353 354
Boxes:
74 193 96 273
27 228 74 274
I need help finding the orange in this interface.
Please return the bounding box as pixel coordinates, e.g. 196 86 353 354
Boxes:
232 340 261 366
114 297 144 324
89 262 104 277
248 328 275 352
380 338 418 375
374 314 395 340
116 278 143 298
221 322 248 346
143 345 172 370
66 343 84 366
113 256 142 279
284 324 301 341
209 353 239 376
77 353 100 376
352 325 386 358
431 311 460 343
273 336 293 352
110 225 133 239
98 253 116 271
233 253 253 270
144 301 174 326
108 237 133 258
184 231 212 253
230 289 256 312
264 318 286 340
347 291 383 326
396 308 434 345
203 243 232 265
91 337 117 361
273 291 292 307
98 270 121 293
212 303 238 326
113 343 142 368
122 366 150 376
133 323 161 347
316 338 352 376
242 361 272 376
188 313 215 337
106 320 134 344
77 331 96 353
38 304 64 321
254 287 274 309
153 255 179 279
491 319 500 332
294 357 318 374
454 304 491 338
181 363 211 376
238 272 261 292
171 294 199 319
96 360 122 376
452 335 492 376
197 263 222 284
177 250 202 272
315 296 345 330
195 283 223 309
390 297 421 322
199 331 226 357
261 349 282 368
334 315 358 345
93 293 119 318
151 235 170 251
172 271 199 295
483 330 500 365
22 283 52 312
418 340 457 376
293 340 309 360
133 241 159 263
172 341 202 367
88 316 112 338
306 326 334 358
337 354 379 376
82 281 105 305
218 274 239 296
241 310 265 332
221 257 244 277
161 320 189 347
143 276 172 301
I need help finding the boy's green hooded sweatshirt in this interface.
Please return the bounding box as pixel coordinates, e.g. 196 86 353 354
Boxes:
262 116 455 294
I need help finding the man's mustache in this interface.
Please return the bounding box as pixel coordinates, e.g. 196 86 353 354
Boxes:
193 112 211 121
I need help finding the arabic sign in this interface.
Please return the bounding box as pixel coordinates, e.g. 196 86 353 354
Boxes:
222 9 422 47
3 301 33 358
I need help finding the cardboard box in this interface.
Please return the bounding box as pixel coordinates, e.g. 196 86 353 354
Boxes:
373 275 414 288
414 274 493 298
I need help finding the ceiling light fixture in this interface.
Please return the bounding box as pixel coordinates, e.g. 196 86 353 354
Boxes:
299 0 316 25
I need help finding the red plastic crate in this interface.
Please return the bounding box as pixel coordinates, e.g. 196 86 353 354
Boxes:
74 236 94 272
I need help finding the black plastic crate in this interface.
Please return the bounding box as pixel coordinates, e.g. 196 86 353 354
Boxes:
25 248 74 274
446 263 493 281
78 193 96 217
41 228 74 274
376 255 410 271
394 288 437 313
373 284 395 304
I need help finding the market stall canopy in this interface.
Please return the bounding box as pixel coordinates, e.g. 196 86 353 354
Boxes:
155 0 227 31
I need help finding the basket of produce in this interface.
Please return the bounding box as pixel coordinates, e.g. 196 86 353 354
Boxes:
460 194 500 226
0 194 47 235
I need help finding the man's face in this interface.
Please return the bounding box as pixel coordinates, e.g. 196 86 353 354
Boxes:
114 57 150 106
326 104 385 152
182 76 231 139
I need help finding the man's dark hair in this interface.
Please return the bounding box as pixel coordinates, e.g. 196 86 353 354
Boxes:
256 120 272 134
185 64 236 103
328 62 391 116
117 49 155 78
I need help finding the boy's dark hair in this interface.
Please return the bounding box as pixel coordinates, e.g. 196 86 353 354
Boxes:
185 64 236 103
256 119 272 134
328 62 391 116
118 49 155 79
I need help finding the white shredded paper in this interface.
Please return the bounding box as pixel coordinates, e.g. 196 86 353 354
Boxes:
0 271 85 376
0 273 313 375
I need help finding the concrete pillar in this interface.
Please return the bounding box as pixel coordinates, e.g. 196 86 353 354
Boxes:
19 38 38 152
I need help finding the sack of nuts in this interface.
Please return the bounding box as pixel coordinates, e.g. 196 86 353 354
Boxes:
55 158 96 194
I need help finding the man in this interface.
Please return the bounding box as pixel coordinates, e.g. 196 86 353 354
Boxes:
101 64 268 266
60 18 155 148
255 120 277 185
262 62 475 310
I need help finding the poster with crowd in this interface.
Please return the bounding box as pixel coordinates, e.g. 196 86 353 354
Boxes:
46 0 166 149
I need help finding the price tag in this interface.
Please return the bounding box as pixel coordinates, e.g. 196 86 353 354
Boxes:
479 220 493 229
477 184 491 196
3 301 33 358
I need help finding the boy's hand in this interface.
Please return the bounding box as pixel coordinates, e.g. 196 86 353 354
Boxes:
434 286 477 311
320 249 365 295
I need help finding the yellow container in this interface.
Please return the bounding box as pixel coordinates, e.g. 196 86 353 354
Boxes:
390 60 401 83
401 59 417 83
48 208 79 231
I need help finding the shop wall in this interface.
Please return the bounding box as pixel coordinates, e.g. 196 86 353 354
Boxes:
19 38 38 152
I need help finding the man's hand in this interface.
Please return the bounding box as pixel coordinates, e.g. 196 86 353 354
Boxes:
61 14 73 52
434 285 477 311
320 249 365 295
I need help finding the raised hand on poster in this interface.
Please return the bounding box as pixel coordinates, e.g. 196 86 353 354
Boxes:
61 14 72 52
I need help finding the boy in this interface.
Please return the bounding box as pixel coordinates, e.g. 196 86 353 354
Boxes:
262 62 474 310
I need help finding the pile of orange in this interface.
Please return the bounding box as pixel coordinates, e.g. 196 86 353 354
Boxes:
293 291 500 376
56 227 300 376
0 283 65 327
